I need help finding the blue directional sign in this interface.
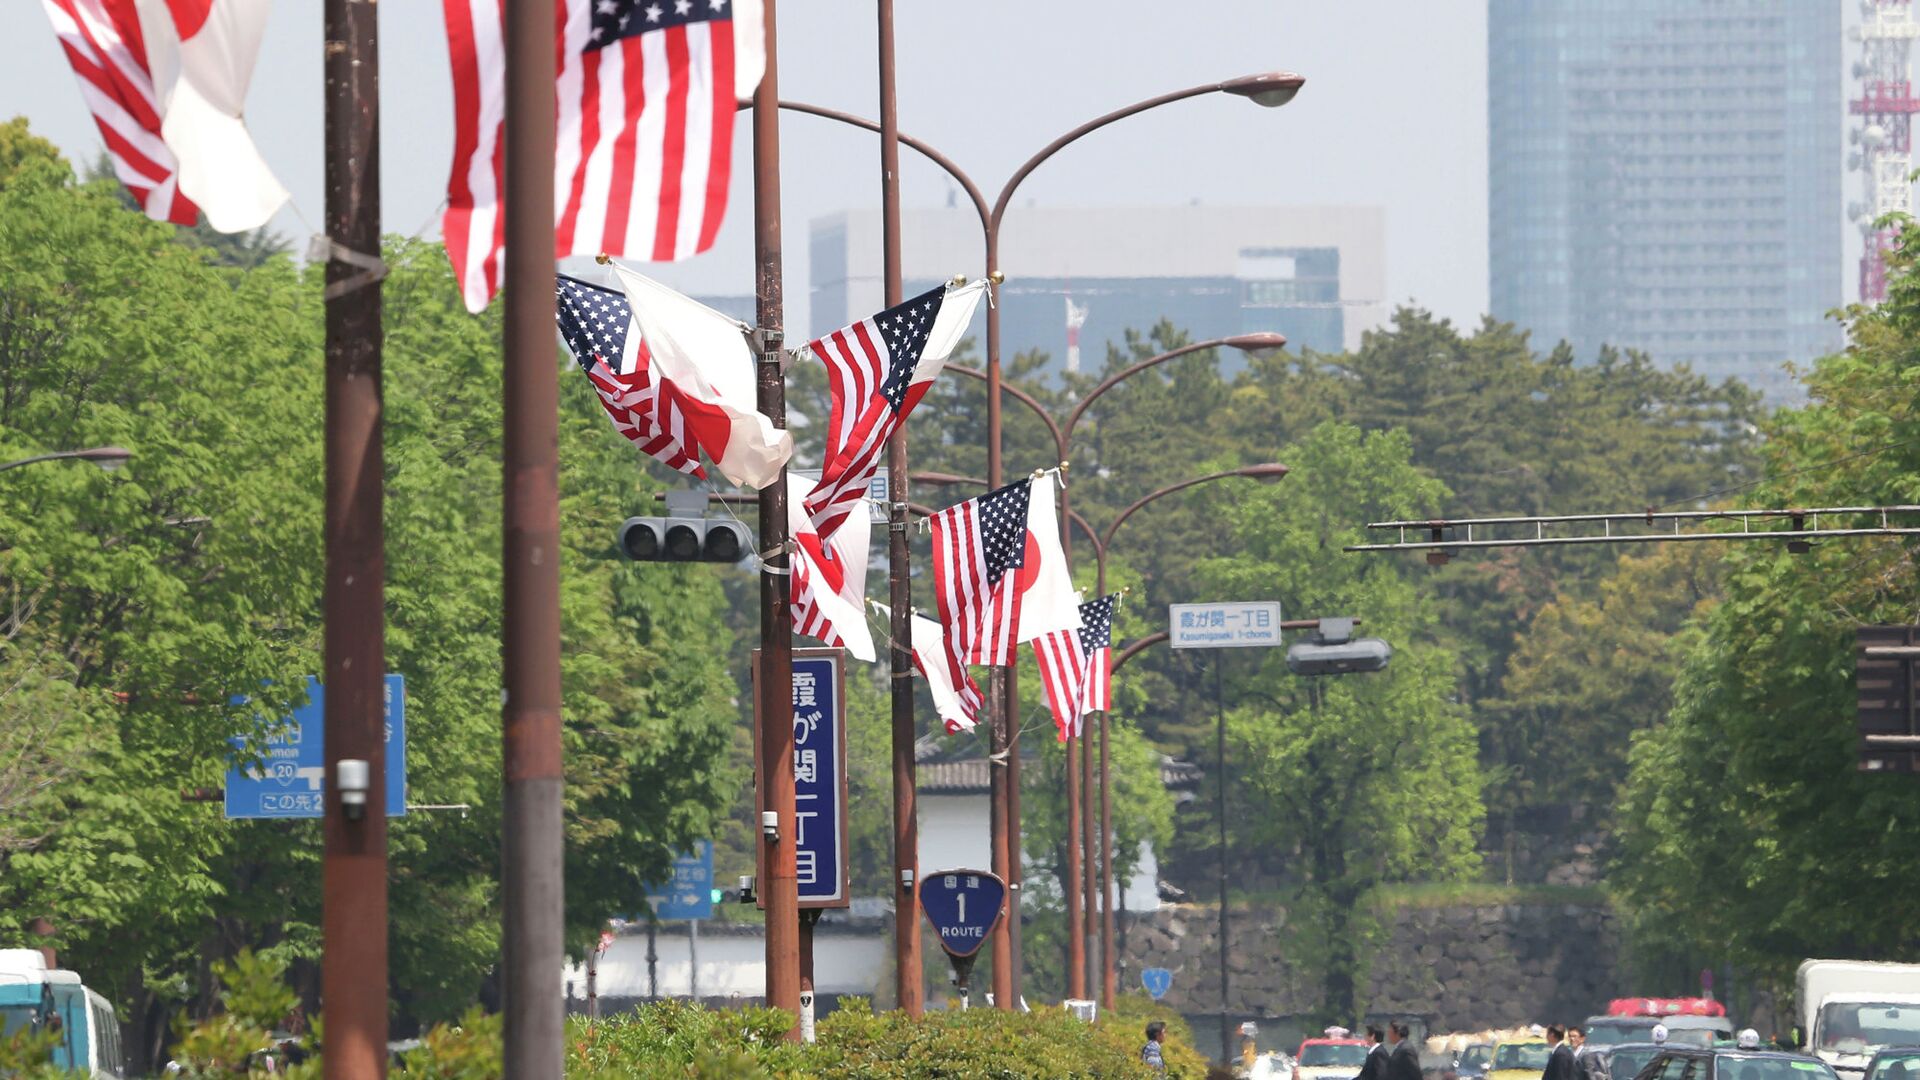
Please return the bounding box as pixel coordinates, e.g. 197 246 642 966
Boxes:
1142 967 1174 1000
918 869 1006 958
646 841 714 921
791 651 847 907
224 675 406 820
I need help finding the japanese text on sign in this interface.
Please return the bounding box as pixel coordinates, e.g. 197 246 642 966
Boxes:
790 653 845 905
1169 601 1284 649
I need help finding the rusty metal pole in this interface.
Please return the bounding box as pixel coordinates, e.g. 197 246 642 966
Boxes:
1099 709 1117 1005
1005 668 1024 1007
1065 717 1085 1000
500 0 563 1071
983 214 1014 1012
1079 697 1098 996
751 0 803 1033
876 0 924 1016
320 1 387 1076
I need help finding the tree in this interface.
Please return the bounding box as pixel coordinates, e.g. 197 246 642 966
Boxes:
1194 422 1483 1021
1612 217 1920 990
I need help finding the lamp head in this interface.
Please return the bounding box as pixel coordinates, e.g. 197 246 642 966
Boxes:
80 446 131 473
1226 332 1288 358
1237 462 1290 482
1221 72 1305 109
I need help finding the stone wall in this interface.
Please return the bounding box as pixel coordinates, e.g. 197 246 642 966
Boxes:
1121 899 1621 1032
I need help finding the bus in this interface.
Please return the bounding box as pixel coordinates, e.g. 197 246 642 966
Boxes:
0 948 125 1078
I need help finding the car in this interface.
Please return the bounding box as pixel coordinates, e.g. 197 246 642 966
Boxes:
1456 1044 1494 1080
1862 1047 1920 1080
1489 1038 1553 1080
1623 1047 1841 1080
1591 1042 1670 1080
1295 1037 1373 1080
1588 1016 1737 1050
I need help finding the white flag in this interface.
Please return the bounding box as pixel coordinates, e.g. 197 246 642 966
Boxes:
789 473 874 661
1015 473 1082 643
611 266 794 490
873 603 983 734
135 0 287 232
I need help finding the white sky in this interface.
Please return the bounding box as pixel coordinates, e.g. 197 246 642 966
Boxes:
0 2 1496 338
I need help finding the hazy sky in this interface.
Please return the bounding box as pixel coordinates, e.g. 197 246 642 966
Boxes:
5 3 1485 338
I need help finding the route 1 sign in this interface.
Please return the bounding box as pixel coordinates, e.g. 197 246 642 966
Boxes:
918 869 1005 959
1142 967 1173 1000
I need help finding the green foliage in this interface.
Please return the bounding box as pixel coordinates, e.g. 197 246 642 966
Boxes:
1195 422 1483 1021
0 1025 70 1080
166 950 314 1079
1611 214 1920 990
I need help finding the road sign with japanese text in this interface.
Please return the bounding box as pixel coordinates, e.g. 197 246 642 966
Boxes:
645 840 714 920
751 648 850 909
919 868 1006 959
1169 601 1284 649
224 675 406 820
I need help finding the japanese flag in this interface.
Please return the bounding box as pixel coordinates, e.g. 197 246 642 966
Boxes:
1014 472 1082 643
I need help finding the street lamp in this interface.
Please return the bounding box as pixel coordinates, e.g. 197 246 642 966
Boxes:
0 446 131 474
768 72 1305 1006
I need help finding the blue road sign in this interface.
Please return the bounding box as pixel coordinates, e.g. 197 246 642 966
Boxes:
646 841 714 920
1142 967 1173 1000
791 652 846 906
918 869 1006 958
224 675 406 820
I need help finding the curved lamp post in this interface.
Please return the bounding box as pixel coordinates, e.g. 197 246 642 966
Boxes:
764 72 1305 1006
0 446 131 474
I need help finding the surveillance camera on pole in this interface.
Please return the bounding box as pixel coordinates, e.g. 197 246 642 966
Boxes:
1285 617 1392 676
617 490 753 563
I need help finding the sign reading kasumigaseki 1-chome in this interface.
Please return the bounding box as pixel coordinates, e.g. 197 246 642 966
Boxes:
753 648 850 909
1169 601 1284 649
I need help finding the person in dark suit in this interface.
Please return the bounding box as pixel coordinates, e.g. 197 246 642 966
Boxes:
1543 1025 1576 1080
1388 1021 1424 1080
1356 1026 1389 1080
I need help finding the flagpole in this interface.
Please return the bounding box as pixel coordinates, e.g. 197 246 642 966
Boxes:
320 0 388 1074
876 0 924 1017
500 0 565 1071
751 0 804 1036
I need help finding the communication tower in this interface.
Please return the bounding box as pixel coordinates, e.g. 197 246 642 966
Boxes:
1850 0 1920 302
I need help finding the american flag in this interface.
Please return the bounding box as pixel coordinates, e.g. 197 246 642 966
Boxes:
42 0 197 226
1033 593 1120 740
804 281 984 542
443 0 761 313
930 479 1030 666
555 275 702 476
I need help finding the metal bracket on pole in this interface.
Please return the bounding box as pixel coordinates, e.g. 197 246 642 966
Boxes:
753 328 785 360
310 234 390 300
757 538 796 576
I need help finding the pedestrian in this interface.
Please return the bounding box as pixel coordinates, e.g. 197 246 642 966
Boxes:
1357 1025 1389 1080
1389 1021 1424 1080
1142 1020 1167 1075
1544 1025 1575 1080
1568 1026 1593 1080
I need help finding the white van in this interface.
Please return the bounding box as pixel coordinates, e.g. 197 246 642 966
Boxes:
0 948 125 1078
1797 960 1920 1079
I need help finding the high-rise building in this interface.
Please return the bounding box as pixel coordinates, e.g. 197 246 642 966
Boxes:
809 206 1386 381
1489 0 1842 399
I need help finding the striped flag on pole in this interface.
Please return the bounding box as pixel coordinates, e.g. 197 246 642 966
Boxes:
554 275 703 476
874 602 984 734
1033 593 1120 741
804 279 987 542
789 473 875 661
930 479 1030 666
441 0 766 313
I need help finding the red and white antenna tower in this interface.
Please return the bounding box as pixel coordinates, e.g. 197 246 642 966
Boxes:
1850 0 1920 302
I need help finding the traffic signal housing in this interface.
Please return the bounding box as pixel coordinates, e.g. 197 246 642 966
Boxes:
1286 616 1392 676
617 491 753 563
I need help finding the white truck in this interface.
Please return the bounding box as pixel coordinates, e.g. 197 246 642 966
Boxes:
1798 959 1920 1078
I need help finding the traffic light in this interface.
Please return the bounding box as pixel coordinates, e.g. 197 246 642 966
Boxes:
1286 616 1392 676
616 491 753 563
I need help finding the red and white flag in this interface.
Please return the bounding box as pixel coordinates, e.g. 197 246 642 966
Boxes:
442 0 766 313
789 473 874 661
555 274 702 476
1014 473 1082 644
1033 593 1119 740
874 602 983 734
930 479 1030 666
804 279 987 542
611 265 792 490
42 0 286 231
